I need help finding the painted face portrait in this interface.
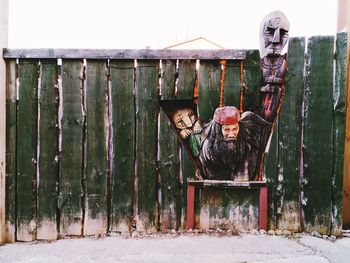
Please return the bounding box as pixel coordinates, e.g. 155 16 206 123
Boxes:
172 108 197 130
221 123 240 141
259 10 290 58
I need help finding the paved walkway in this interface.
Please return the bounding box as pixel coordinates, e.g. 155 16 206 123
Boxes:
1 233 350 262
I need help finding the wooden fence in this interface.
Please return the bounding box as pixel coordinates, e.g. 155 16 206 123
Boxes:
3 33 348 242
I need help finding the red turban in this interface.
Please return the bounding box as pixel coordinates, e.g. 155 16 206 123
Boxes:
213 106 240 125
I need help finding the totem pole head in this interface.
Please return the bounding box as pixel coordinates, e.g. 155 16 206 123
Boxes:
259 10 290 58
213 106 240 141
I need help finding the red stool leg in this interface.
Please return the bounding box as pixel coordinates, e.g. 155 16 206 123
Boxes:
259 186 268 230
186 185 195 229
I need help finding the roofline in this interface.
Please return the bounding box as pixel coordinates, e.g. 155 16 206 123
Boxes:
163 37 225 49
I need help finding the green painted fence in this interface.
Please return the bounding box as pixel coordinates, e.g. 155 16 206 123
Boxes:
4 33 348 241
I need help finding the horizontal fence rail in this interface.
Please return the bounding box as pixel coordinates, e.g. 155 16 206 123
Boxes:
2 49 246 60
4 33 348 242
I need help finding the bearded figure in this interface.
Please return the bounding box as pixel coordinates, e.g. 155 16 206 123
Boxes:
199 106 270 181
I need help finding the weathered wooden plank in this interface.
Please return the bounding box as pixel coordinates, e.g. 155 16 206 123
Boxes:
303 36 334 234
223 60 241 108
16 60 39 241
242 50 260 112
159 59 181 231
59 60 84 236
277 37 305 232
109 60 135 234
199 189 259 231
135 60 159 232
3 48 246 60
176 60 197 100
161 60 176 99
263 119 278 229
159 110 180 231
188 180 266 188
84 60 108 235
176 61 197 228
36 60 59 240
180 147 195 229
344 32 350 229
5 60 17 242
197 60 222 122
332 32 347 235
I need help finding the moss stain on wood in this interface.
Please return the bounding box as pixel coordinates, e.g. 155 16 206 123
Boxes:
37 60 59 240
109 60 135 234
59 60 84 236
16 60 39 241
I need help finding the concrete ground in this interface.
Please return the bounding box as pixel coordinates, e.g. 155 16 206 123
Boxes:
1 232 350 263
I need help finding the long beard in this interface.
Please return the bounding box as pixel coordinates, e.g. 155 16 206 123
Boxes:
212 136 245 166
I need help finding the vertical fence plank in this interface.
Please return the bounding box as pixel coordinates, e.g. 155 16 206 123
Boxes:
5 60 17 242
264 119 278 229
180 149 195 229
159 110 180 231
223 60 241 107
16 60 39 241
59 60 84 236
242 50 260 112
161 60 176 99
332 32 347 235
177 60 196 100
37 60 59 240
109 60 135 234
198 60 221 122
135 60 159 232
176 60 197 229
303 36 334 234
277 37 305 232
344 32 350 229
159 60 181 231
83 60 108 235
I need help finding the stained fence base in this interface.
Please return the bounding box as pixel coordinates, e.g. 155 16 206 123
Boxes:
186 179 268 230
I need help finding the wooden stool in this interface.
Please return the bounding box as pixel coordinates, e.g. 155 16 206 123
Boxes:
186 179 268 230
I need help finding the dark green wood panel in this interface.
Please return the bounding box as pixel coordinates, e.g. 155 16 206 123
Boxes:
263 120 278 229
303 36 334 234
176 62 197 228
37 60 59 240
16 60 39 241
161 60 176 99
242 50 260 112
197 60 221 122
109 60 135 233
5 60 17 242
135 60 159 232
180 147 195 229
84 60 108 235
332 32 347 235
199 189 259 230
223 60 241 108
277 37 305 232
159 110 180 230
59 60 84 236
176 60 197 100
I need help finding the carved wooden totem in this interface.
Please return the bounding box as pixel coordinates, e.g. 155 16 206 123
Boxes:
258 11 290 122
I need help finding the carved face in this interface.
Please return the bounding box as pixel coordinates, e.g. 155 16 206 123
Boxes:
221 123 239 141
172 108 196 130
260 11 290 57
